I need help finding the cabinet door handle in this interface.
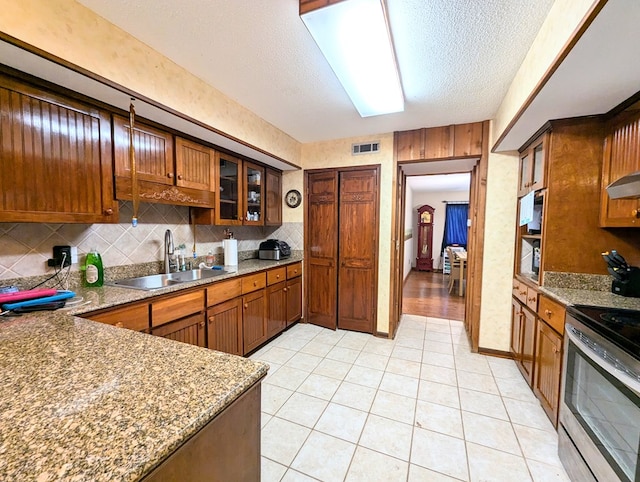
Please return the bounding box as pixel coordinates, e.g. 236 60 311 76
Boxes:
276 274 280 279
520 290 527 296
545 309 552 316
167 172 174 179
528 297 536 303
177 174 183 180
254 281 258 286
633 209 640 218
200 321 205 328
104 208 114 215
208 317 213 324
244 303 248 309
284 287 288 292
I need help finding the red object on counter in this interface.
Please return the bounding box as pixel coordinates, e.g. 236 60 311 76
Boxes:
0 288 58 304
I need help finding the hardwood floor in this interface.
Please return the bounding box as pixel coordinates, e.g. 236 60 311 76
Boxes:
402 270 465 321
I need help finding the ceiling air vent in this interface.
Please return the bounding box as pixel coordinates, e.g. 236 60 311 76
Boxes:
352 141 380 155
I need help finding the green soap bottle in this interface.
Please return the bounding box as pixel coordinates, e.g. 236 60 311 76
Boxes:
84 248 104 287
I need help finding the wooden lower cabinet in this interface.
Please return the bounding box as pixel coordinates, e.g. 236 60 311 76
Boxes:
533 319 563 427
142 381 261 482
85 263 301 356
243 289 267 354
207 298 243 356
267 282 287 339
152 313 206 348
286 276 302 325
510 298 536 386
85 302 150 332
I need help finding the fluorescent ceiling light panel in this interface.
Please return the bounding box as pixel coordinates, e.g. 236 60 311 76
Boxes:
302 0 404 117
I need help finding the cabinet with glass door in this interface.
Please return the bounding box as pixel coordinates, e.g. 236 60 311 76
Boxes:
518 132 548 197
216 152 243 225
244 161 265 225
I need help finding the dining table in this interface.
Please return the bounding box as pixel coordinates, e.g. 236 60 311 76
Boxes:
454 251 467 296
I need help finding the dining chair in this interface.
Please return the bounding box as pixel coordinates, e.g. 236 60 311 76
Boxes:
446 247 462 294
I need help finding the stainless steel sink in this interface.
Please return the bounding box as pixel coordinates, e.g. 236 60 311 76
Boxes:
110 268 227 291
168 268 228 283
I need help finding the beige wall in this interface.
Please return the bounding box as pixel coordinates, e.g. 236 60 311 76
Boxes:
0 0 301 165
479 138 519 351
480 0 598 351
301 134 395 334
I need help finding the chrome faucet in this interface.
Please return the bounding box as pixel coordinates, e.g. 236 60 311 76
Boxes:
164 229 175 274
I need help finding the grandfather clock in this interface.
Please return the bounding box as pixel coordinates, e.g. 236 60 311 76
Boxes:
416 205 435 271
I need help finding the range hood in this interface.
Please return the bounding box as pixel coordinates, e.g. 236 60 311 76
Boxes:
606 171 640 199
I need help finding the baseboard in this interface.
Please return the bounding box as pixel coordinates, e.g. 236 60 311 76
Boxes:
477 347 513 359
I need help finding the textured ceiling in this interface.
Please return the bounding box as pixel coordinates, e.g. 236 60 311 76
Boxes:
75 0 554 143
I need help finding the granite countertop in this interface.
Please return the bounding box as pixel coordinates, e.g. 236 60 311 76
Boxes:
0 255 304 480
539 285 640 311
539 271 640 311
69 253 304 316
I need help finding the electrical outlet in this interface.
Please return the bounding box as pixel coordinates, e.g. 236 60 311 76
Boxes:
48 245 72 267
70 246 78 264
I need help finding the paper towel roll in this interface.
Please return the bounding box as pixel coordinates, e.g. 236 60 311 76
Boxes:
223 239 238 266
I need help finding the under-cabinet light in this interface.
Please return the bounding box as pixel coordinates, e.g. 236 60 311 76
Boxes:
301 0 404 117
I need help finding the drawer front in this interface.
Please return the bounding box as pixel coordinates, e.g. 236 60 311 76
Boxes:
207 278 242 307
152 290 205 327
287 262 302 279
514 280 528 304
512 279 520 298
537 296 566 335
242 272 266 294
87 303 149 332
526 286 538 312
267 267 287 286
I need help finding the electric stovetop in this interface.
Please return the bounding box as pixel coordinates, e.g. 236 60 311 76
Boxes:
568 305 640 361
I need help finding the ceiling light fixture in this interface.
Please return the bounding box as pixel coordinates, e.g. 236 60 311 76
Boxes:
301 0 404 118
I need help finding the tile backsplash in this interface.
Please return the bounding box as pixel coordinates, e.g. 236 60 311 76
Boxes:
0 201 303 280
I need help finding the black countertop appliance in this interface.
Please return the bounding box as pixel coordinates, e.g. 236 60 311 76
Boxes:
259 239 291 260
602 250 640 297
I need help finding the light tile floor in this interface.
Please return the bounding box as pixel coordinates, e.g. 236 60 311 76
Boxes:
251 315 571 482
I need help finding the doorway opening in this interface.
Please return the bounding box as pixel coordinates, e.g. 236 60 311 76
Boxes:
403 173 471 321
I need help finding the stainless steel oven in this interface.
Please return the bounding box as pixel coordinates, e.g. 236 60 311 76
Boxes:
560 306 640 482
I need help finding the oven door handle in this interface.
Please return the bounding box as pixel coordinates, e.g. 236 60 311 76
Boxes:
566 325 640 395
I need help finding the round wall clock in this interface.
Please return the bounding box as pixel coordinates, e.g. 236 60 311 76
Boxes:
285 189 302 208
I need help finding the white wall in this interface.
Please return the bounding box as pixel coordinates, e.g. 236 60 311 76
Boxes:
406 190 470 271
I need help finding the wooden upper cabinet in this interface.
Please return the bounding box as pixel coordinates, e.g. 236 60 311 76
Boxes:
113 115 215 208
396 129 425 161
0 73 118 223
395 122 483 162
265 168 282 226
424 126 453 159
600 107 640 227
453 122 483 157
244 161 265 226
518 131 548 197
175 137 215 192
113 114 173 185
